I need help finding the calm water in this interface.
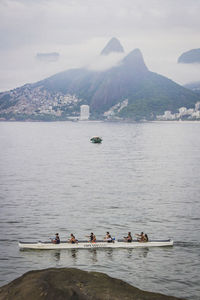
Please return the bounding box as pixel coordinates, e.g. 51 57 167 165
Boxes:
0 121 200 299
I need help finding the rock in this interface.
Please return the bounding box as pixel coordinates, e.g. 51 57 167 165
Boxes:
0 268 185 300
178 48 200 64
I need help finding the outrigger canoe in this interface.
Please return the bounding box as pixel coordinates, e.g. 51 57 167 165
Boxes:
18 239 173 250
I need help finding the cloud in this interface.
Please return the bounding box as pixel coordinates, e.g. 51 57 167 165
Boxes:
86 53 125 72
0 0 200 91
1 0 200 49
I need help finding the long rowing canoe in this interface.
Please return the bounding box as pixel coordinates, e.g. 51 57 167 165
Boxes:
18 239 173 250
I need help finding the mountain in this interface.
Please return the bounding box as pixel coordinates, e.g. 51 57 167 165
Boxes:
0 40 200 121
100 37 124 55
178 49 200 64
40 49 149 113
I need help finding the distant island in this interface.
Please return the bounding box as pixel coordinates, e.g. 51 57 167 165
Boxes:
178 48 200 64
0 268 185 300
0 38 200 121
36 52 60 62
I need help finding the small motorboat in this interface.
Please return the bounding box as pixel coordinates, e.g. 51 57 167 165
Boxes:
18 239 173 250
90 136 102 143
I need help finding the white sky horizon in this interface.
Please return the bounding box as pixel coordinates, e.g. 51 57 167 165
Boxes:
0 0 200 92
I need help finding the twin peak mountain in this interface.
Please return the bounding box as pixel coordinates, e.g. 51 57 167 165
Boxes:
0 38 199 121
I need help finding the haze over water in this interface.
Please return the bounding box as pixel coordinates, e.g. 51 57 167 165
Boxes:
0 121 200 300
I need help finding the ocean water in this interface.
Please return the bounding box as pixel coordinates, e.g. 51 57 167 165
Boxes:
0 121 199 299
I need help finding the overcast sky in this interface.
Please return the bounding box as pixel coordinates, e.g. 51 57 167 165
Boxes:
0 0 200 92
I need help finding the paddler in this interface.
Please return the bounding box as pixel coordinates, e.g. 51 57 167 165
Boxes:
69 233 77 244
90 232 96 243
52 233 60 244
135 232 145 242
88 232 96 243
104 232 113 243
124 232 132 242
144 234 148 242
135 232 148 242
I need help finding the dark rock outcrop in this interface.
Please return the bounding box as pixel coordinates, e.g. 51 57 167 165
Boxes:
0 268 185 300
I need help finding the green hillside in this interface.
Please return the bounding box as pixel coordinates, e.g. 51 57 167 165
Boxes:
1 46 200 121
38 48 199 120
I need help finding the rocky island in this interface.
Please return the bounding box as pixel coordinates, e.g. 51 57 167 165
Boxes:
0 268 185 300
178 48 200 64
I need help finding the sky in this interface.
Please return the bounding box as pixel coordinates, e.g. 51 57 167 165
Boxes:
0 0 200 92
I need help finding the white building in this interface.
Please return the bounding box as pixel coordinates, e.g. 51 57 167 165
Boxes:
163 111 175 120
179 107 187 115
195 102 200 111
80 105 90 120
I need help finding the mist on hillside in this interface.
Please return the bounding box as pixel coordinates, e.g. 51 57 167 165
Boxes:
1 0 200 91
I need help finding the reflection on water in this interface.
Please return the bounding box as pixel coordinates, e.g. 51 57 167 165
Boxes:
90 249 98 263
126 249 133 258
71 249 78 260
52 251 61 262
0 121 200 300
140 248 149 258
105 249 113 260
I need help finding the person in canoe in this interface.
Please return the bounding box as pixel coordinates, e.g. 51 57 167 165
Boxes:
124 232 132 242
144 234 148 242
51 233 60 244
69 233 77 244
135 232 145 242
136 232 148 242
87 232 96 243
104 232 113 243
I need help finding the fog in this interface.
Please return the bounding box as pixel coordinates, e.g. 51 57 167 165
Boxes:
0 0 200 92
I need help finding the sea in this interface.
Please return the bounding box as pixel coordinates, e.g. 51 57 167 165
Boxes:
0 121 199 300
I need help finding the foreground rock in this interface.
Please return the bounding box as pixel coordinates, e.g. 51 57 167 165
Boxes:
0 268 184 300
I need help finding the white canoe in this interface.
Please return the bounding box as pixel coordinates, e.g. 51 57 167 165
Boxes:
18 239 173 250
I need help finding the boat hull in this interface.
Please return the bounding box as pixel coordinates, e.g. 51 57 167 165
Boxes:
18 239 173 250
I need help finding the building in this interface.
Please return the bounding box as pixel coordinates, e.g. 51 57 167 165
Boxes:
80 105 90 120
195 102 200 111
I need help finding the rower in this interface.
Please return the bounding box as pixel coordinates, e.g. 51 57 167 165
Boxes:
135 232 145 242
52 233 60 244
144 234 148 242
104 232 113 243
69 233 76 244
88 232 96 243
124 232 132 242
